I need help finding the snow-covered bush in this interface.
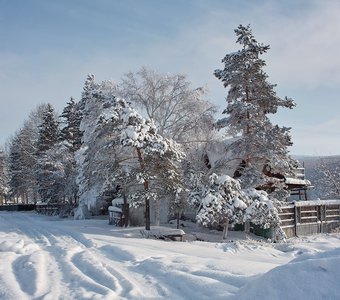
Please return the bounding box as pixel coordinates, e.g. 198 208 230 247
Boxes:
244 188 280 229
193 173 284 240
195 174 249 239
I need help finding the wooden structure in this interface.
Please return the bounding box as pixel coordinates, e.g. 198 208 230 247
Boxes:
35 203 75 216
108 206 123 226
0 204 35 211
279 200 340 238
108 197 129 227
285 164 311 201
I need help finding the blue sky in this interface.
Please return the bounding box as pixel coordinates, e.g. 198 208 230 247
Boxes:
1 0 340 155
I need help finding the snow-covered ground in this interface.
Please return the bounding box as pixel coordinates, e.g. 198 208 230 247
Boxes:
1 212 340 300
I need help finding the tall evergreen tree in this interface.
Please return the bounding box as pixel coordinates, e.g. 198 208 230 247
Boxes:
75 74 121 218
37 104 59 154
35 104 61 202
119 99 185 229
214 24 296 189
57 97 84 207
60 97 83 153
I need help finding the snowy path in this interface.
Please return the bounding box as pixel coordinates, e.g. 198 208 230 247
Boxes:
1 212 340 300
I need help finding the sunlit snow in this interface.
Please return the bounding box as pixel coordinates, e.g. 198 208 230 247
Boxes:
1 212 340 299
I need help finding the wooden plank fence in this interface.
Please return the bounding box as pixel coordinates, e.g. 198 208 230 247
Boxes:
279 200 340 238
35 203 76 216
0 204 36 211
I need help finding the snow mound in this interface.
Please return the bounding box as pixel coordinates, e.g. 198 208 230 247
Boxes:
234 247 340 299
0 239 40 254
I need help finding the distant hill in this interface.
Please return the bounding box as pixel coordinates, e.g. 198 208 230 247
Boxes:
292 155 340 200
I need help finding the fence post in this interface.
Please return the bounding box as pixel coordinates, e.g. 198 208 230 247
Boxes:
317 205 321 233
321 205 325 233
294 204 298 236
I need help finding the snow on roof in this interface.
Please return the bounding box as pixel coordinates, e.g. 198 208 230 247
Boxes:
112 198 124 205
285 177 311 186
108 206 122 213
293 199 340 207
205 138 241 176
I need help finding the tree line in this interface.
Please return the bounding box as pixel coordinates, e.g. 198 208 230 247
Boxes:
0 25 304 239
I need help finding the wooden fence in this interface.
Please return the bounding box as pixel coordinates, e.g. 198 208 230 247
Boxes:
0 204 36 211
279 200 340 238
35 203 75 216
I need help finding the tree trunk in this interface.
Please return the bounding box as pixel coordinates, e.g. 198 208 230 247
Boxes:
145 198 150 230
222 218 229 240
136 148 150 230
136 147 151 231
123 192 129 227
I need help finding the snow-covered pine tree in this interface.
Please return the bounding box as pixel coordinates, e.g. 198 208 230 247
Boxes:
190 172 283 240
74 75 185 227
35 104 61 203
75 75 122 218
244 188 281 232
214 24 296 190
119 99 185 230
36 104 59 154
60 97 83 153
57 97 84 207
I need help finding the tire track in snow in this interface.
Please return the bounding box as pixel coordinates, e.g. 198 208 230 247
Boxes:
59 237 159 299
1 214 87 298
13 217 119 299
88 237 248 299
1 213 256 299
3 213 140 299
0 214 59 299
97 244 161 299
51 227 142 299
12 254 38 296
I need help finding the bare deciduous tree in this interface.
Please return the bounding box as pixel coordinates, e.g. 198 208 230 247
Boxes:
7 104 50 203
118 67 217 143
317 157 340 199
